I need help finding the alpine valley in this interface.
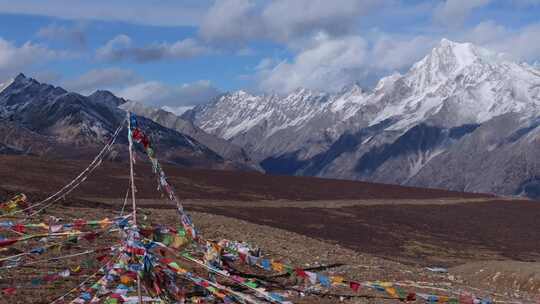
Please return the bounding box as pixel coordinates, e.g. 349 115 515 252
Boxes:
182 39 540 198
2 39 540 198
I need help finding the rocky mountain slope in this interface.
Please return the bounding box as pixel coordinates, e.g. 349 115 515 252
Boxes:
0 74 240 169
120 101 261 171
184 39 540 197
183 85 369 161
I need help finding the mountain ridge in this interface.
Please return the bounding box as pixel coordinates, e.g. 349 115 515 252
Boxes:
120 100 262 171
183 39 540 197
0 74 248 170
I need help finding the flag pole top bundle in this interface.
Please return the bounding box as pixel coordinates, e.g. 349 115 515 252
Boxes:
0 113 516 303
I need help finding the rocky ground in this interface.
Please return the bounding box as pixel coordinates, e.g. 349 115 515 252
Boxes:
0 156 539 303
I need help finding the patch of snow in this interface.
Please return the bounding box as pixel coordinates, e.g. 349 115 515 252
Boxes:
408 149 445 180
361 136 372 145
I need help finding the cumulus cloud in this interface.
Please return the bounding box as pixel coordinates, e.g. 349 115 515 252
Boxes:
199 0 386 44
63 68 141 94
36 23 87 47
257 34 369 93
262 0 380 42
463 21 540 62
96 34 211 63
434 0 491 27
199 0 262 43
254 32 442 94
0 37 70 80
370 35 438 70
116 80 221 107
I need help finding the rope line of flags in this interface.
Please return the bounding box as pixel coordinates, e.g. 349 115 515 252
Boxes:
0 113 530 303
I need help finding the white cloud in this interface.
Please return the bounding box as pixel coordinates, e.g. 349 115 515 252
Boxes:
257 34 368 93
370 35 438 70
0 0 205 27
199 0 262 43
262 0 380 42
63 68 140 94
36 23 87 47
96 34 210 63
199 0 387 44
434 0 491 27
462 21 540 62
116 80 221 107
0 37 70 79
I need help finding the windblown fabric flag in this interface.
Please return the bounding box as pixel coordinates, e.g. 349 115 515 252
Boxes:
0 193 29 215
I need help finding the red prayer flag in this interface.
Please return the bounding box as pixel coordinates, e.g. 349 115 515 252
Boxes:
126 246 145 255
82 232 97 242
2 287 16 296
124 271 138 279
74 219 86 230
96 255 109 262
406 293 416 301
153 281 162 295
13 224 25 233
295 268 308 278
0 239 18 248
349 281 360 292
109 293 125 303
44 274 59 282
141 137 150 149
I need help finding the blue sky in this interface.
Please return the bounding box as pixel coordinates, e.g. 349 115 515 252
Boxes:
0 0 539 108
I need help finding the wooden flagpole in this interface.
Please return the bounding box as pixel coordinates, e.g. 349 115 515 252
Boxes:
127 112 143 304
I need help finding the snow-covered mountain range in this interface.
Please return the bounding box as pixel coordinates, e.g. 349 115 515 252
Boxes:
183 39 540 197
3 39 540 197
120 100 261 170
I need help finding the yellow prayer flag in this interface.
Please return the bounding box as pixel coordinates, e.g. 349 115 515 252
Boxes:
385 287 398 298
271 261 284 272
330 276 344 284
120 275 134 285
100 219 111 229
172 235 188 249
71 265 81 273
379 281 392 287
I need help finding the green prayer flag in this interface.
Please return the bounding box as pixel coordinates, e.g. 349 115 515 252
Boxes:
168 262 180 270
245 281 258 288
177 229 186 237
104 298 118 304
162 234 172 246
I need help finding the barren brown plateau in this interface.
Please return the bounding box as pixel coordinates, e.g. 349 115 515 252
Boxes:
1 155 539 303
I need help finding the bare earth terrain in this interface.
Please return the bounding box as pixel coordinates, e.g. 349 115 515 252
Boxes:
0 155 539 303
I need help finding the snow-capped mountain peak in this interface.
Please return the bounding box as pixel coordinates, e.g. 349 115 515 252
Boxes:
186 39 540 162
369 38 540 129
230 90 255 100
406 39 498 93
